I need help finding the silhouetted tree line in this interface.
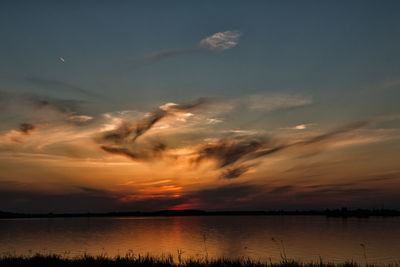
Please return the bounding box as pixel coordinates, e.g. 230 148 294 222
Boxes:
1 208 400 219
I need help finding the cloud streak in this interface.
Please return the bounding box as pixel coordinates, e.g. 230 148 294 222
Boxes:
125 31 241 67
26 77 101 99
0 91 84 115
221 165 254 179
194 121 370 178
0 91 95 132
97 98 371 179
98 99 206 161
96 96 379 180
247 93 312 111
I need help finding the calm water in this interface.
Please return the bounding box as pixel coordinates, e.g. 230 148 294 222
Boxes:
0 216 399 264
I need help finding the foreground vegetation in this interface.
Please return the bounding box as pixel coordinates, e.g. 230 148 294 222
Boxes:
0 254 398 267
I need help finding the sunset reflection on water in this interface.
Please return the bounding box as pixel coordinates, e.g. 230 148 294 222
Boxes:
1 216 400 264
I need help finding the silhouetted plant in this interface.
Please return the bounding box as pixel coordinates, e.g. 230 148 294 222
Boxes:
0 253 397 267
360 244 367 267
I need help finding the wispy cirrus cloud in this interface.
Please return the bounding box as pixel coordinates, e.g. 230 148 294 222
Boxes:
0 91 84 115
95 99 380 179
192 121 370 179
125 31 241 67
25 76 102 99
0 91 94 135
247 93 312 111
97 98 206 161
94 97 400 180
3 91 398 185
221 164 255 179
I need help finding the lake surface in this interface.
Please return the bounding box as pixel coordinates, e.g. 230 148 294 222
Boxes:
0 216 399 264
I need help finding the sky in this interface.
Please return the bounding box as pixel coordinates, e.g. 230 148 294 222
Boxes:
1 0 400 213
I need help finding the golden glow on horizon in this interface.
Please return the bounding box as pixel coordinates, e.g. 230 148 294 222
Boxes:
1 101 400 211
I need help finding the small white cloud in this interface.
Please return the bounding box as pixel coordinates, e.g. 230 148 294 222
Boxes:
68 115 93 124
154 123 170 129
294 124 307 130
207 118 223 124
176 112 194 122
204 138 219 143
160 102 178 111
284 123 313 130
199 31 241 51
227 129 258 135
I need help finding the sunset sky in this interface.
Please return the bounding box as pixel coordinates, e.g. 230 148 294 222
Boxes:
1 0 400 213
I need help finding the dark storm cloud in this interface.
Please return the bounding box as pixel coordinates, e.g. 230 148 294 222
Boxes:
195 137 265 168
0 180 29 189
190 184 262 203
286 169 400 190
184 182 398 210
195 121 369 179
249 121 369 160
100 141 167 161
121 196 187 212
18 123 36 135
102 98 205 144
220 165 253 179
98 99 206 161
2 179 397 213
312 187 377 195
359 171 400 183
100 145 138 159
185 184 264 207
305 182 358 189
0 188 187 213
179 183 301 210
98 104 370 177
268 185 294 194
76 186 110 195
125 182 400 211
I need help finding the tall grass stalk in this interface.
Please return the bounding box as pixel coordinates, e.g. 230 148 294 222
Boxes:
0 253 397 267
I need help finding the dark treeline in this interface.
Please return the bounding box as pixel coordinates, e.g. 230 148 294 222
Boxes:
1 208 400 219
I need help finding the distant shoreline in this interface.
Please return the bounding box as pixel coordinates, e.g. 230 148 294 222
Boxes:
1 208 400 219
